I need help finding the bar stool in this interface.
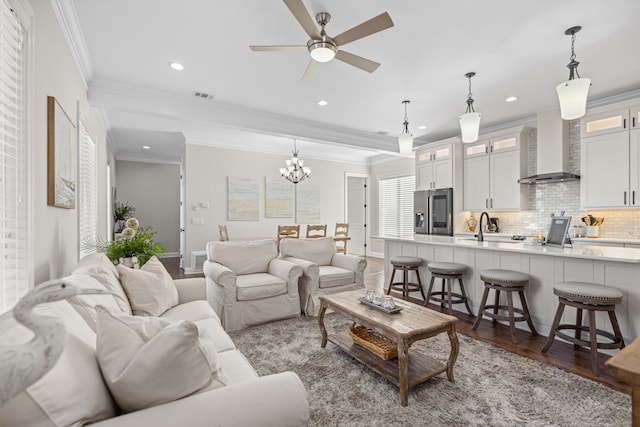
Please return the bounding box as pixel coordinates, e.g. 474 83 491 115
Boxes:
472 269 538 344
386 256 426 301
424 262 474 316
541 281 626 376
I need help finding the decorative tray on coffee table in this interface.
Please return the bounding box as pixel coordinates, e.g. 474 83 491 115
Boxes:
358 297 403 314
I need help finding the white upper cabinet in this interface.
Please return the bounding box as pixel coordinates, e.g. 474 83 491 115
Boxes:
462 127 529 211
415 140 454 190
580 99 640 208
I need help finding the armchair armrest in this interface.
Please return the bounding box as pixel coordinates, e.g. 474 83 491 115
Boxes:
203 260 235 285
332 254 367 285
92 372 309 427
281 256 319 280
173 277 206 304
269 258 303 296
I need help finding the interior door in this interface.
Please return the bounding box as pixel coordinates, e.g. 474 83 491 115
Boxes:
179 169 186 269
347 175 367 256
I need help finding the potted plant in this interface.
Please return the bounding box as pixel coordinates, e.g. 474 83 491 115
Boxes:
113 201 136 233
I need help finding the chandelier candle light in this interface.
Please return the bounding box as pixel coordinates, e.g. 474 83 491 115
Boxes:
556 26 591 120
397 100 414 155
459 72 482 143
280 139 311 184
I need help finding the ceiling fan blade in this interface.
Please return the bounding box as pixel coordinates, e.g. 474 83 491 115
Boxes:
283 0 321 39
335 50 380 73
302 59 320 81
333 12 394 46
250 45 307 52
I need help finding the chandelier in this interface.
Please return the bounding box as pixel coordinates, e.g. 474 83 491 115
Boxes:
556 26 591 120
459 71 482 143
279 139 311 184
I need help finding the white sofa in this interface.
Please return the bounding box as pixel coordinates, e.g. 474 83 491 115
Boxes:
0 253 309 427
204 239 303 332
279 236 367 316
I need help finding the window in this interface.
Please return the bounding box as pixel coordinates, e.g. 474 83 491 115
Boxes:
378 175 415 237
0 0 28 312
78 121 97 258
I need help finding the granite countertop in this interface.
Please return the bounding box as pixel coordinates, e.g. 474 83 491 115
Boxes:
373 234 640 263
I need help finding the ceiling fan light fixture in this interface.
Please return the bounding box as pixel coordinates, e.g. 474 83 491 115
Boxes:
459 72 482 143
308 40 337 62
556 26 591 120
397 100 414 155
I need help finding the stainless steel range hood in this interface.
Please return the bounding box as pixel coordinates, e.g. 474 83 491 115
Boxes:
518 109 580 184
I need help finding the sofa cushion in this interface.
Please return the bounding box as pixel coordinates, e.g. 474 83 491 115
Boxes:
318 265 356 289
64 274 128 331
207 239 277 275
236 273 287 301
95 306 218 413
116 256 179 316
161 299 221 324
73 252 132 314
280 236 335 266
0 300 118 427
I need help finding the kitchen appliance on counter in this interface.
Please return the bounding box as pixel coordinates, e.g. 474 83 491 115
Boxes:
488 217 500 233
414 188 454 236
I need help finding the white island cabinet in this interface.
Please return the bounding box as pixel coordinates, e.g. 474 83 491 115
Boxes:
376 234 640 348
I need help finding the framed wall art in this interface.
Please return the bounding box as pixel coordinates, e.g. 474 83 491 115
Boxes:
265 177 294 218
295 183 321 224
47 96 77 208
227 176 259 220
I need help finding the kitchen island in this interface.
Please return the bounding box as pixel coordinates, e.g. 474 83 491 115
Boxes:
375 234 640 345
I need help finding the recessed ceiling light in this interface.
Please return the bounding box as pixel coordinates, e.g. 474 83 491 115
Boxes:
418 125 428 130
505 96 518 102
317 100 328 106
169 62 184 71
142 145 151 150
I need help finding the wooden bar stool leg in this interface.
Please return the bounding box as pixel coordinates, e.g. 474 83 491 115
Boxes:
440 278 446 308
607 309 626 349
386 268 397 295
458 278 474 316
472 287 491 330
518 290 538 335
506 290 518 344
402 269 409 299
542 301 565 353
493 288 501 322
574 307 583 349
588 310 599 376
416 269 426 301
424 276 435 307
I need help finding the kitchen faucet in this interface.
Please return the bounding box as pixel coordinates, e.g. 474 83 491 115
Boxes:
477 211 490 242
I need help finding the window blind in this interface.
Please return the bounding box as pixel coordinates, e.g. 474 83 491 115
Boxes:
78 121 97 258
0 0 26 312
378 175 415 237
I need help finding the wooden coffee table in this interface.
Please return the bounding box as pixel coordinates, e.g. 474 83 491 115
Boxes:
318 289 459 406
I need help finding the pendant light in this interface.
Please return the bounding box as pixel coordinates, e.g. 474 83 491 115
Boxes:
279 139 311 184
556 26 591 120
397 100 413 155
459 72 482 143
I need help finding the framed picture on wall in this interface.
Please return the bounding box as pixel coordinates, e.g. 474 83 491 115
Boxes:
47 96 76 209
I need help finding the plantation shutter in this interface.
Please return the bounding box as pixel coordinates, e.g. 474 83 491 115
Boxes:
378 175 415 237
0 0 27 312
78 121 97 258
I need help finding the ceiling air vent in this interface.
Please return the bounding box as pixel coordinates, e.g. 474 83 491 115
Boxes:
194 92 214 100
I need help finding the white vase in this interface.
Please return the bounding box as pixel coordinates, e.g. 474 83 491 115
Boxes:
119 256 139 269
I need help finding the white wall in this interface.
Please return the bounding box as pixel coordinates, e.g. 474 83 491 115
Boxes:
31 0 108 285
183 143 369 269
368 157 415 256
115 160 180 254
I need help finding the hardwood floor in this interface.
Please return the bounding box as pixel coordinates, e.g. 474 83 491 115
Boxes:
160 255 631 396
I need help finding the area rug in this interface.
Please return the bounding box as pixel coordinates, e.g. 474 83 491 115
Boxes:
229 314 631 427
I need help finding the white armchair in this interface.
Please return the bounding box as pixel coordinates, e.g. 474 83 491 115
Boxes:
279 237 366 316
204 239 303 331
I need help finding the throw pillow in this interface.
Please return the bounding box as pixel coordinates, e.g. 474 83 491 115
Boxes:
95 306 218 413
116 255 178 316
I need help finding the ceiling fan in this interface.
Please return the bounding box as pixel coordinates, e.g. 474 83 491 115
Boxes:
249 0 394 81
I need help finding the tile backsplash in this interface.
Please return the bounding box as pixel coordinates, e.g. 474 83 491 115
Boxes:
466 121 640 239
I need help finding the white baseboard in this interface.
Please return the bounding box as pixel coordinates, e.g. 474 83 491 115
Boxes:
158 252 179 258
367 251 384 259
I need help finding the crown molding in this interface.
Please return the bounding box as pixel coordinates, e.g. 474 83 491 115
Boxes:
50 0 94 88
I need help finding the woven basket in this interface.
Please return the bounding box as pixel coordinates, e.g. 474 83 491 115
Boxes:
349 325 398 360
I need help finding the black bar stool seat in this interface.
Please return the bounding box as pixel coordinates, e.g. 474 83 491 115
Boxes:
386 256 425 301
424 262 474 316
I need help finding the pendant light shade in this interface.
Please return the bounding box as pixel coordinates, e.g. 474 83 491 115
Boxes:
397 100 414 155
459 72 482 143
556 26 591 120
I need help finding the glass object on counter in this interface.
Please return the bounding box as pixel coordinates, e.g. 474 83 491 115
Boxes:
382 296 396 310
466 213 478 232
